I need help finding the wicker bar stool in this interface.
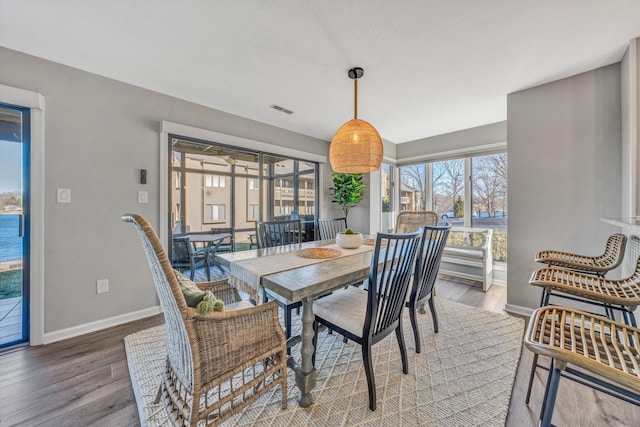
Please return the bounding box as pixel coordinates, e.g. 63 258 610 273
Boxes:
524 306 640 427
535 233 626 277
525 258 640 404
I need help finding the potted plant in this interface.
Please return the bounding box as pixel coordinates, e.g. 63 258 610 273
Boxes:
329 173 365 226
336 227 363 249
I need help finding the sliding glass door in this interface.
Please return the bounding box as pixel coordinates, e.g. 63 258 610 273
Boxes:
0 104 30 349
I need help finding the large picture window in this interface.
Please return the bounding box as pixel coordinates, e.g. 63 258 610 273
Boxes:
399 153 508 262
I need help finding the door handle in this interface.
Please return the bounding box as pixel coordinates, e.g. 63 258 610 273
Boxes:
18 214 24 237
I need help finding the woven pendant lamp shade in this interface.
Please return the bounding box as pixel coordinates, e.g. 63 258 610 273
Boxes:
329 67 384 174
330 119 383 173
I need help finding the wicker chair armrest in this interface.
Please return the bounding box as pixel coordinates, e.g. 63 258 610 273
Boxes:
196 280 241 304
189 301 286 379
524 306 640 393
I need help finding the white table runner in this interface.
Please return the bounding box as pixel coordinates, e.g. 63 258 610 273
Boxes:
229 243 373 302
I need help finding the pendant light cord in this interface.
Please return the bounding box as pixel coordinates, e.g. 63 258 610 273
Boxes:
354 78 358 120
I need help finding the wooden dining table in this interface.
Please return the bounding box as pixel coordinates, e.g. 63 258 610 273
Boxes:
216 239 375 407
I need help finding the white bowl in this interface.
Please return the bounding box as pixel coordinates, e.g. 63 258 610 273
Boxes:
336 232 363 249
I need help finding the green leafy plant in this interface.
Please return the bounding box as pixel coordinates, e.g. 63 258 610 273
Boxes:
453 195 464 218
330 173 365 225
343 228 356 235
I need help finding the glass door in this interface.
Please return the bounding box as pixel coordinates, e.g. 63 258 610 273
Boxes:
0 104 30 349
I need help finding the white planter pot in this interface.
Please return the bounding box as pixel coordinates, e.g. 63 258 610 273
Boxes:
336 232 363 249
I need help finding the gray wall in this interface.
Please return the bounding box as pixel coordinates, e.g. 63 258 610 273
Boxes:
0 47 331 333
396 121 507 161
507 64 622 311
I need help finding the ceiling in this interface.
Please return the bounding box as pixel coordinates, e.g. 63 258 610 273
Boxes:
1 0 639 144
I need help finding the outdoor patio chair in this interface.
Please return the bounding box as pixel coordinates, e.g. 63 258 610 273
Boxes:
171 235 210 281
123 213 287 426
406 223 451 353
312 229 423 410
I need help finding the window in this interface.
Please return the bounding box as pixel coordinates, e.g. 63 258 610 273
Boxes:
472 154 508 262
380 163 394 233
399 152 508 263
399 164 425 211
433 159 465 218
171 137 319 250
205 204 226 222
248 204 260 220
205 174 226 188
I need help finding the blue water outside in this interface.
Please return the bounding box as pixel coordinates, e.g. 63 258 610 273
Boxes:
0 215 22 263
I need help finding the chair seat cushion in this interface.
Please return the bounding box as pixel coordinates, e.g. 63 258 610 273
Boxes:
174 269 215 307
313 286 367 337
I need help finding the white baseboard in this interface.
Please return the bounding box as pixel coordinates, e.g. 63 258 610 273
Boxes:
41 306 162 345
504 303 534 318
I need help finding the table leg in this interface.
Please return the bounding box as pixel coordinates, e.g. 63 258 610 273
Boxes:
286 298 316 407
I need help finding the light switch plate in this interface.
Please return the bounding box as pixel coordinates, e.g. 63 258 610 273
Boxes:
57 188 71 203
96 279 109 294
138 191 148 204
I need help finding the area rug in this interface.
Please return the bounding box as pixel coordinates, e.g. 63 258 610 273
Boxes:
125 298 524 426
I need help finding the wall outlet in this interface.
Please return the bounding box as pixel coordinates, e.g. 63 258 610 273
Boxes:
57 188 71 203
96 279 109 294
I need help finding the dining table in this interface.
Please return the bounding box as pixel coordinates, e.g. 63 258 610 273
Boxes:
216 239 376 407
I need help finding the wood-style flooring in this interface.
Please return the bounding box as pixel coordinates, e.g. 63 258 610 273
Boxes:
1 277 638 426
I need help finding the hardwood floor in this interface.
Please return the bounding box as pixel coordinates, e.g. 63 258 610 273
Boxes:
1 278 638 426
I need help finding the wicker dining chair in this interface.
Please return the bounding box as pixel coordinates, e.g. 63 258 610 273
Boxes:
406 223 451 353
535 233 627 277
524 306 640 427
312 229 423 411
317 217 347 240
395 211 438 234
122 213 287 426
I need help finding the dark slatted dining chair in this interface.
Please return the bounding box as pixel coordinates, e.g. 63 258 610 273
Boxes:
317 218 347 240
406 223 451 353
255 219 303 346
255 219 302 248
312 229 423 411
171 235 210 281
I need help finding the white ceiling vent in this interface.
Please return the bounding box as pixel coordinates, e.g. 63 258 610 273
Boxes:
270 104 294 115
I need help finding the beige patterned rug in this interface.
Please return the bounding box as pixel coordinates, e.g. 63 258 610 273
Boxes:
125 298 524 426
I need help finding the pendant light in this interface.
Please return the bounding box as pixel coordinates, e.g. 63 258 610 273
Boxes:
329 67 384 174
